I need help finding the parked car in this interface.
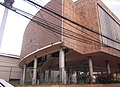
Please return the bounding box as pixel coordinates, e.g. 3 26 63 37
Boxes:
0 79 14 87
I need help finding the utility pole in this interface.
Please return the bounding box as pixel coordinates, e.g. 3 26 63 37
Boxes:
0 0 14 48
0 7 9 48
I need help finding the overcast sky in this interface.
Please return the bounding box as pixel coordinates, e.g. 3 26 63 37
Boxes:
0 0 120 55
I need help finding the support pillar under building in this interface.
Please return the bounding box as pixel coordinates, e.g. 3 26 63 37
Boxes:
32 58 37 85
0 8 9 48
59 48 66 84
118 63 120 72
67 68 70 84
88 56 94 83
48 70 51 83
106 61 111 74
21 64 26 84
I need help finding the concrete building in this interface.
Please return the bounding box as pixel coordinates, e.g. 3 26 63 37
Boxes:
19 0 120 84
0 53 21 83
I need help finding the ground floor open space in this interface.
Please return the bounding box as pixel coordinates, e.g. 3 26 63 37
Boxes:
20 47 120 85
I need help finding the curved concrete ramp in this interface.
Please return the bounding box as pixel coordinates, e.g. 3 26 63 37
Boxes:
39 57 58 71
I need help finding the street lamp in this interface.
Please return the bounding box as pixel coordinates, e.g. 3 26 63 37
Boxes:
3 0 14 8
0 0 14 48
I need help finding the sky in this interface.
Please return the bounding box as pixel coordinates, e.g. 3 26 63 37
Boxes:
0 0 120 55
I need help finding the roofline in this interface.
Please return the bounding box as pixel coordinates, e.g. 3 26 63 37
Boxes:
0 52 20 59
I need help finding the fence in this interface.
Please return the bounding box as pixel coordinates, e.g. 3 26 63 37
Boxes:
24 65 120 85
0 65 120 86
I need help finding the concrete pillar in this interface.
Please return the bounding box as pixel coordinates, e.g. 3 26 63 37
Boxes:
0 8 9 48
32 58 37 85
106 61 111 74
39 69 43 84
22 64 26 84
59 48 66 84
118 63 120 72
42 71 45 83
76 71 80 84
67 68 70 84
88 56 94 83
48 70 51 83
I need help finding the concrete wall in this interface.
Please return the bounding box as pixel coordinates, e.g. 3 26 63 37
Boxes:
0 54 21 81
20 0 62 58
63 0 101 54
18 84 120 87
63 0 120 57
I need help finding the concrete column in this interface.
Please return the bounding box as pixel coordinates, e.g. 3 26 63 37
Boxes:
0 8 9 48
88 56 94 83
76 71 80 84
39 69 43 84
43 71 45 82
32 58 37 85
59 48 66 84
106 61 111 74
48 70 51 83
22 64 26 84
118 63 120 72
67 68 70 84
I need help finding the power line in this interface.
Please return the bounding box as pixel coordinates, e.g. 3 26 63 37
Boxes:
0 2 119 51
6 2 100 45
40 9 100 42
22 0 120 51
32 13 101 45
30 0 61 41
26 0 120 45
28 0 99 42
38 12 61 41
12 4 101 45
38 0 80 22
33 12 101 45
33 16 100 45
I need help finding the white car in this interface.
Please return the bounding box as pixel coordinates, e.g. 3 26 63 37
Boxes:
0 79 14 87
